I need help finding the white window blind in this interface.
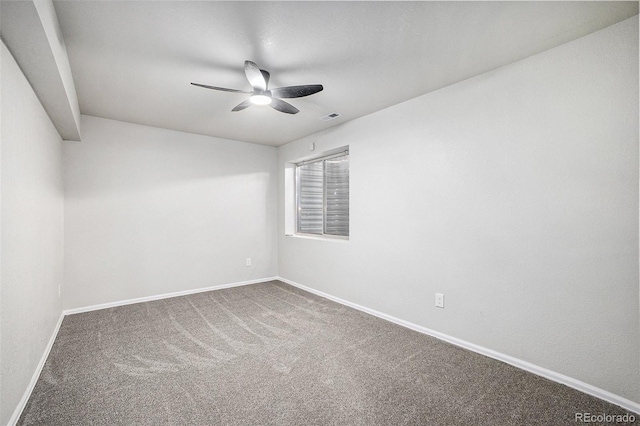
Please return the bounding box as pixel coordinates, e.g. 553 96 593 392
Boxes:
296 152 349 237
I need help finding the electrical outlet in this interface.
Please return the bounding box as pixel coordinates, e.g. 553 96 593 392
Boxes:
435 293 444 308
246 258 252 267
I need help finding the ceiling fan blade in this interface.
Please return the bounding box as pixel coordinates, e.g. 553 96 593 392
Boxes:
260 70 270 89
232 99 253 112
270 84 323 99
191 83 251 94
245 60 267 91
270 98 299 114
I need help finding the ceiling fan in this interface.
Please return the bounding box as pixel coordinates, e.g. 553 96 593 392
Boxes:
191 60 323 115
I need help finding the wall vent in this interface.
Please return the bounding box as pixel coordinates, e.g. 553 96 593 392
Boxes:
319 113 341 121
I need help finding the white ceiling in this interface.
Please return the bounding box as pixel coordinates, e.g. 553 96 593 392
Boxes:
52 1 638 146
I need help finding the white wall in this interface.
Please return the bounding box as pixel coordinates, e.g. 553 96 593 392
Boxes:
0 0 81 141
1 41 64 425
63 116 278 309
278 17 639 403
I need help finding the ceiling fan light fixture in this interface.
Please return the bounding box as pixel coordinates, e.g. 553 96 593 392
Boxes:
250 94 272 105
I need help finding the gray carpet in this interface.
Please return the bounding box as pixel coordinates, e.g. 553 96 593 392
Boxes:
18 280 637 425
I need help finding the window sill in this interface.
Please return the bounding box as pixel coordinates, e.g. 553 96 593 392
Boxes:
285 233 349 242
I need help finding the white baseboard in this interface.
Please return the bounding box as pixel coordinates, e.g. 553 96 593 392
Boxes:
63 277 278 315
8 312 65 426
277 276 640 415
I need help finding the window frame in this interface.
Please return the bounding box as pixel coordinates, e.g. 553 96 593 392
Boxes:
294 149 349 240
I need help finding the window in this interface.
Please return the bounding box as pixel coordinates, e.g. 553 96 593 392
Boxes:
296 151 349 238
